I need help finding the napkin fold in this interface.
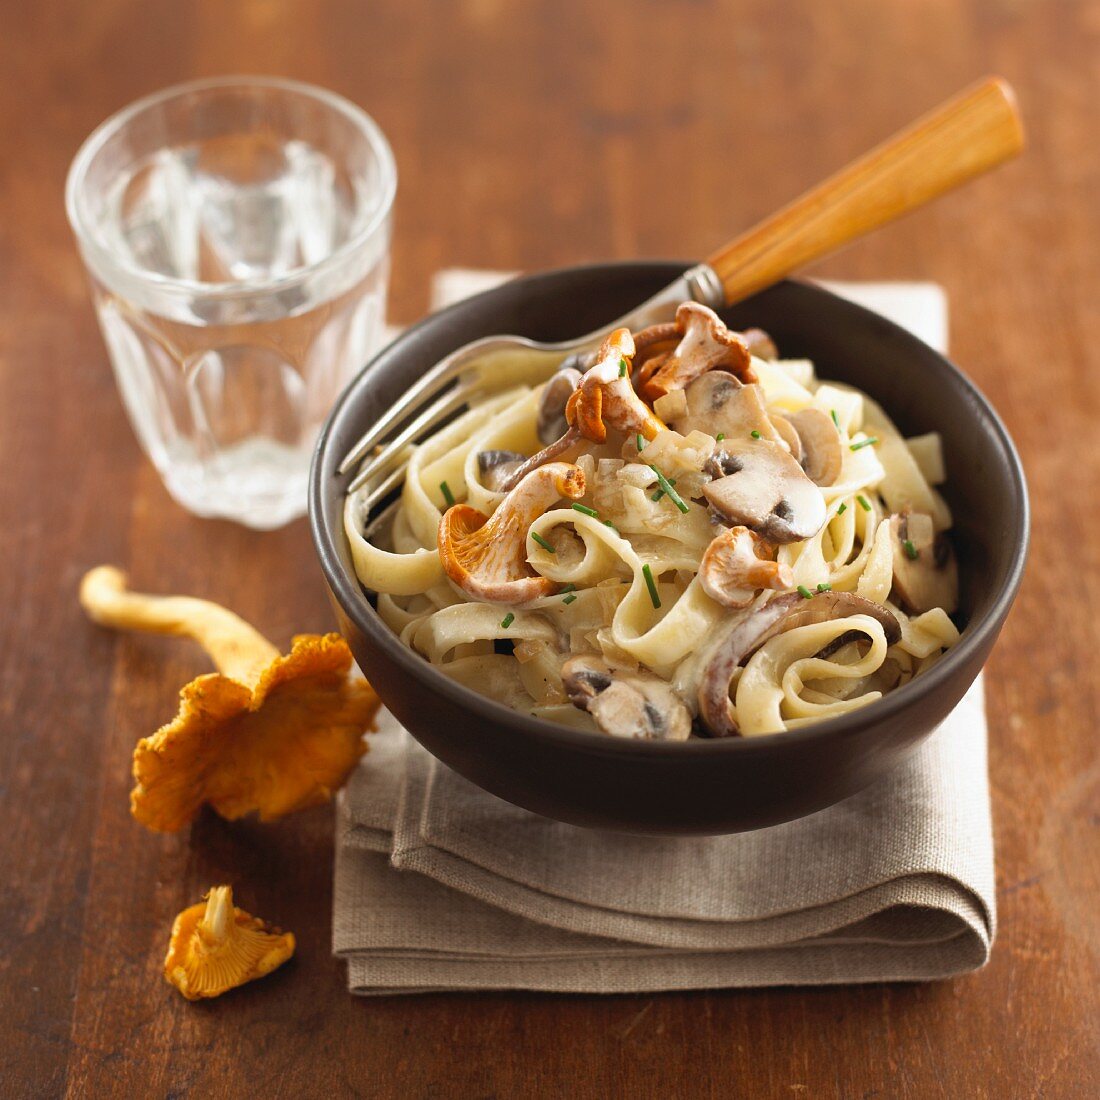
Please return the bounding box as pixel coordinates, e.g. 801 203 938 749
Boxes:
334 272 994 995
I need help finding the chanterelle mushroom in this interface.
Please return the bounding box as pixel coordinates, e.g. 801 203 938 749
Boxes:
566 327 665 443
889 512 959 614
703 443 826 543
633 302 756 403
698 592 901 737
561 655 691 740
788 408 843 486
667 372 783 446
439 461 585 603
79 566 380 832
165 885 294 1000
699 526 794 608
497 330 661 493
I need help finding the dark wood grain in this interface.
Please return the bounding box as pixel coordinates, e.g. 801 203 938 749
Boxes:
2 1 1097 1096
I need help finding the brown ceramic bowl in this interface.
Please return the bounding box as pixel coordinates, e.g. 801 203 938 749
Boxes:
310 263 1027 834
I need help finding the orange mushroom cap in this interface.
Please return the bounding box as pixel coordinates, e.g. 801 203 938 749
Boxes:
80 566 380 832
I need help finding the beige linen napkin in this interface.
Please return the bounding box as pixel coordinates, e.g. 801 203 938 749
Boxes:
334 273 994 995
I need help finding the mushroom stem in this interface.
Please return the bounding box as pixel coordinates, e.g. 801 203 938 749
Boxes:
80 566 279 688
203 886 232 945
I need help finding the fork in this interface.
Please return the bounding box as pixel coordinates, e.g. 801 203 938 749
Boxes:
341 76 1023 510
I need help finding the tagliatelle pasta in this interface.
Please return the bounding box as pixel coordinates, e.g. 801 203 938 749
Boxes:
346 302 960 740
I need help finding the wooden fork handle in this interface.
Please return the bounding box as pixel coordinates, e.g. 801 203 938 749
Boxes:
705 76 1025 306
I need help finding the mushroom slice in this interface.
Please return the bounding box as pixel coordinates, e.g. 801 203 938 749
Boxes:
561 655 691 741
889 512 959 614
477 449 527 491
702 443 826 544
634 302 756 403
788 408 843 486
770 414 803 462
667 372 783 445
537 367 582 444
438 461 586 603
699 526 794 608
565 326 665 443
697 592 901 736
742 328 779 361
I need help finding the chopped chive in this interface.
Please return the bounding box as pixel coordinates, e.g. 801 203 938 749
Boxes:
715 432 725 442
750 430 762 440
903 539 919 561
530 531 555 553
499 612 515 629
836 502 848 515
817 582 832 592
636 433 646 452
650 475 675 502
850 436 879 452
830 408 840 428
562 593 578 605
440 481 455 507
619 357 628 377
642 564 661 609
560 583 577 593
649 465 689 514
857 494 872 512
797 585 814 599
603 519 619 533
571 502 600 519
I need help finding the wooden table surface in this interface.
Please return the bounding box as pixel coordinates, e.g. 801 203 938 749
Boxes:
3 1 1097 1096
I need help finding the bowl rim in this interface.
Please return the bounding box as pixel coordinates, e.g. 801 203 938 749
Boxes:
310 262 1029 757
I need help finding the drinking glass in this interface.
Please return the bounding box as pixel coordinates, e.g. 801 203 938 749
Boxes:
66 78 396 529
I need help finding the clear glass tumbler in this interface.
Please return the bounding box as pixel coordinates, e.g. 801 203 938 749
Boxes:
66 78 396 529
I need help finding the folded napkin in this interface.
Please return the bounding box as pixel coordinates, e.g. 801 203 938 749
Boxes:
334 273 994 995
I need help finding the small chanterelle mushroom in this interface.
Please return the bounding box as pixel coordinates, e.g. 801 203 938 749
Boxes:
703 443 826 544
633 302 756 403
566 326 665 443
79 566 380 832
496 330 661 493
164 885 295 1001
561 656 691 740
889 511 959 614
699 526 794 608
439 461 586 603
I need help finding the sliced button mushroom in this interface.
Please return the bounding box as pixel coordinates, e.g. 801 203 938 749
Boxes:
667 372 783 445
633 302 756 404
477 449 527 491
788 408 843 486
699 526 794 608
438 462 586 603
742 328 779 361
697 592 901 737
702 442 826 544
889 512 959 614
561 655 691 741
769 414 803 462
537 367 582 444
